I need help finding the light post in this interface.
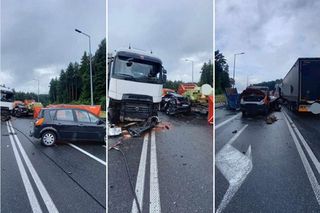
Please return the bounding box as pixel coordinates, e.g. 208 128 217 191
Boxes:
75 28 93 105
233 52 245 88
33 79 40 102
185 59 194 83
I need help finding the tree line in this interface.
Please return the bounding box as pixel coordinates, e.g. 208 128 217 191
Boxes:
49 39 106 110
164 59 214 90
215 50 231 94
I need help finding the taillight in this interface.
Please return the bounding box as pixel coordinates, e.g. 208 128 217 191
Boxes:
35 118 45 126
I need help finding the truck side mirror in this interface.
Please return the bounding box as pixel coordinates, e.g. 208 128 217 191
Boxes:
162 69 167 83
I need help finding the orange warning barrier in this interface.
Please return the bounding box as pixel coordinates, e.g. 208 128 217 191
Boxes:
177 83 197 95
162 88 175 96
33 106 42 118
46 104 101 117
208 95 213 124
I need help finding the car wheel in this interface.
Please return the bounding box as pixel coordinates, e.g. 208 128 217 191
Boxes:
16 111 21 118
165 104 174 115
41 131 56 147
242 111 247 117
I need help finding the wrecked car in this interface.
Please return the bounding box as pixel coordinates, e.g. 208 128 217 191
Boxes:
160 92 191 115
240 86 270 116
13 102 29 117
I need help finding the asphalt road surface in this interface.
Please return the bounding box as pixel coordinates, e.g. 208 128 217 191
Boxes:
108 112 213 213
215 106 320 213
1 117 106 213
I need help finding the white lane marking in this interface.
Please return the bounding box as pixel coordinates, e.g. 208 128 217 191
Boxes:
8 121 59 213
131 133 149 213
283 111 320 175
6 122 43 213
215 124 251 213
215 113 241 130
68 143 106 166
216 145 252 213
282 112 320 205
149 130 161 213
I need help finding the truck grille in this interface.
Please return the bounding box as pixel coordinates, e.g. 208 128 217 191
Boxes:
126 105 151 113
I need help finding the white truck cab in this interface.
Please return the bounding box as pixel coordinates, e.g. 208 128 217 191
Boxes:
108 49 167 123
0 85 14 121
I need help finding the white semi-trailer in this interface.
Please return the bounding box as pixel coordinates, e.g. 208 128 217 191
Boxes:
108 49 167 123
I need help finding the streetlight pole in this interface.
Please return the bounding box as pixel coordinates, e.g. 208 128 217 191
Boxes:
33 79 39 102
232 52 245 88
185 59 194 83
75 28 94 106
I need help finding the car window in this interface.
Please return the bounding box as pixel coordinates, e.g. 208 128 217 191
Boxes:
88 113 99 123
75 110 90 122
55 109 74 121
49 110 56 119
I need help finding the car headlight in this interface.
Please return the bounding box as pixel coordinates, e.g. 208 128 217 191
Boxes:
240 98 245 104
258 99 265 105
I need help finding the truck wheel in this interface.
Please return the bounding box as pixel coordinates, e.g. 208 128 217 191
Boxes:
41 131 56 147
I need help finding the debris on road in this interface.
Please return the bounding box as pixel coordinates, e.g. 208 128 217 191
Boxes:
127 116 159 137
109 124 122 136
266 114 278 124
232 130 238 134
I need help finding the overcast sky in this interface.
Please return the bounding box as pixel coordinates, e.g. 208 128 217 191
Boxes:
1 0 105 94
108 0 213 83
216 0 320 92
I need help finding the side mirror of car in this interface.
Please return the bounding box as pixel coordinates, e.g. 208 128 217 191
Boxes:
97 119 104 125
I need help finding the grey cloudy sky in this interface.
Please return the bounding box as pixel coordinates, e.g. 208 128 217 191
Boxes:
108 0 213 83
1 0 105 94
216 0 320 92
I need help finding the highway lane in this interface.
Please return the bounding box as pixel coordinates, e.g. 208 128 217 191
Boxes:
1 118 106 213
108 112 213 213
215 107 320 213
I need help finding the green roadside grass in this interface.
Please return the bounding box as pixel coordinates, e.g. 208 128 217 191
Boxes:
215 94 226 103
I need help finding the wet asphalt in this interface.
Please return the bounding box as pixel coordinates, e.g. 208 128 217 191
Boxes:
215 106 320 212
1 117 106 213
108 112 213 213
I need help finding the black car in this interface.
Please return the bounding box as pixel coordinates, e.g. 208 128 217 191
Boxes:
13 103 29 117
31 108 106 146
160 93 191 115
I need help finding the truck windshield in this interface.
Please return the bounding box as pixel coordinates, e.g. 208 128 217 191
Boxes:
0 90 14 102
113 56 162 84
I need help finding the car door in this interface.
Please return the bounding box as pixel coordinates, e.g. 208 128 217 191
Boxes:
88 112 105 141
53 109 77 141
74 109 104 141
